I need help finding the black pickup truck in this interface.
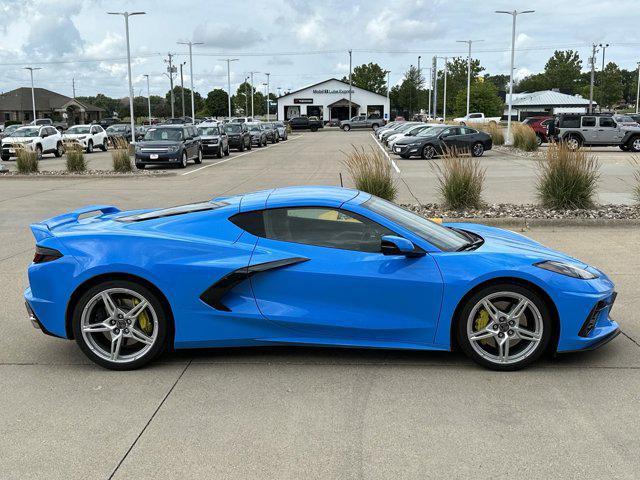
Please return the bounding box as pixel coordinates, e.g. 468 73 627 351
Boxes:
287 116 321 132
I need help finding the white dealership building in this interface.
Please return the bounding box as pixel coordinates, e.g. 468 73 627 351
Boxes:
277 78 390 123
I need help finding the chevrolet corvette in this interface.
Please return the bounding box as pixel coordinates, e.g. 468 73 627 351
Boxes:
25 186 619 370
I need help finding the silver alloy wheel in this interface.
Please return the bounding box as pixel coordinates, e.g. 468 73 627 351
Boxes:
566 137 580 150
423 145 436 159
181 152 187 167
466 291 543 365
632 138 640 151
80 288 158 364
472 143 484 157
198 149 203 162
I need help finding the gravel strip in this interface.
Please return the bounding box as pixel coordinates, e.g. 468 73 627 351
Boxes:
0 169 175 178
493 145 542 159
403 203 640 220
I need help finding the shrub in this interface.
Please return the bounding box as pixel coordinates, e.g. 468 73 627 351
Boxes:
512 122 538 151
536 142 599 209
64 143 87 172
16 147 39 173
433 147 485 209
342 145 397 201
477 122 504 146
111 146 132 173
631 157 640 204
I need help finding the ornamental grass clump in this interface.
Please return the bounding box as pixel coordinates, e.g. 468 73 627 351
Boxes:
477 122 505 146
64 142 87 173
111 137 132 173
342 145 397 201
631 157 640 204
16 147 39 173
536 142 599 209
433 147 486 210
512 122 538 151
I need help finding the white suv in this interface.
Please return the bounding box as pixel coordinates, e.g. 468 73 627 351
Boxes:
63 124 108 153
1 125 63 160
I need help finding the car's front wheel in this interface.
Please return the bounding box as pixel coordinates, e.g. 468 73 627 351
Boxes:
194 148 203 164
71 280 168 370
456 283 552 371
471 142 485 157
343 124 351 131
628 136 640 152
180 151 188 168
421 144 437 159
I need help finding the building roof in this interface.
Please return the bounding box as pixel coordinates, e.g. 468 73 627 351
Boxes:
278 78 387 100
0 87 104 112
510 90 595 107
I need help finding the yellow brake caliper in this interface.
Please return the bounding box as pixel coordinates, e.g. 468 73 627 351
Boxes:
132 297 153 335
474 309 490 345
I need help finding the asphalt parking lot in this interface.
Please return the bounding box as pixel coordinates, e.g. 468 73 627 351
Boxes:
1 130 639 479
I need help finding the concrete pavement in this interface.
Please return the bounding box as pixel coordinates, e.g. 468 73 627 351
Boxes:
1 130 639 479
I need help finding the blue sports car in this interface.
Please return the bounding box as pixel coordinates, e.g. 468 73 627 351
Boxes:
24 186 619 370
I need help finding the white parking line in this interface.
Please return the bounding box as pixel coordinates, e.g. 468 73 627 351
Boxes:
370 133 400 173
182 134 303 176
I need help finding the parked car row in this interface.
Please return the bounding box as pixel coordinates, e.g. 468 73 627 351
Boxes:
375 121 493 159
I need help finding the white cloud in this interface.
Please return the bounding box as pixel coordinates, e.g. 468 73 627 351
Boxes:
365 2 439 43
192 23 262 49
296 13 327 47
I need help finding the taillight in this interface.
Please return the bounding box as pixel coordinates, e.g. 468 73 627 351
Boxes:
33 245 63 264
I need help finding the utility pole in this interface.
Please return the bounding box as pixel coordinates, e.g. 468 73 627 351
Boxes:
72 77 76 98
179 61 186 118
143 74 151 124
589 44 598 114
636 62 640 114
244 76 249 115
417 56 421 114
249 71 259 118
432 57 438 119
443 57 448 121
348 49 352 119
599 43 609 112
495 10 534 145
221 58 239 121
177 41 203 123
457 39 484 116
108 11 145 143
23 67 42 123
265 73 271 121
164 53 176 118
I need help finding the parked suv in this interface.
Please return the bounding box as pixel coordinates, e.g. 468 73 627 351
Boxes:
1 125 63 160
224 123 252 151
247 123 267 147
197 122 229 158
557 114 640 151
63 124 108 153
522 116 553 146
134 125 202 169
261 123 280 143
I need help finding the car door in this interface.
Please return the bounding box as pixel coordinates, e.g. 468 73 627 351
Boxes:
43 127 55 151
580 116 597 144
438 127 462 152
183 127 194 157
241 206 444 344
218 125 227 149
598 116 624 144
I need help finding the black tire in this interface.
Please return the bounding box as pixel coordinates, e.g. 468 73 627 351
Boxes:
1 154 10 161
217 146 223 158
87 140 93 154
421 144 437 159
35 144 43 159
310 126 318 132
224 144 230 156
71 280 169 370
372 124 379 130
456 283 552 371
100 141 108 152
239 141 245 152
179 151 188 168
136 163 145 169
194 148 202 164
471 142 485 157
536 134 543 147
564 135 582 151
342 124 351 132
628 136 640 152
54 142 63 158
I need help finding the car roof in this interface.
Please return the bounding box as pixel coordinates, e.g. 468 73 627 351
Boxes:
228 186 368 212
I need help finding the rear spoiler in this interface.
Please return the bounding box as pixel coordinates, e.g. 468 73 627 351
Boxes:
30 205 121 241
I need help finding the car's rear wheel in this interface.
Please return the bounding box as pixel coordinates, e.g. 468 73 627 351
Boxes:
72 280 168 370
224 144 230 156
629 136 640 152
100 141 108 151
54 142 63 158
421 144 437 159
239 141 245 152
471 142 485 157
217 146 223 158
536 134 543 146
456 284 552 371
194 148 202 164
565 135 581 151
180 151 188 168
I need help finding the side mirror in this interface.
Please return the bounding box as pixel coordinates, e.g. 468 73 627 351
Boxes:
405 132 414 136
381 235 424 257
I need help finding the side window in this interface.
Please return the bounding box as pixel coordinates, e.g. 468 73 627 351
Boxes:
460 127 477 135
231 208 395 253
560 115 580 128
470 113 481 119
581 116 596 127
599 117 615 128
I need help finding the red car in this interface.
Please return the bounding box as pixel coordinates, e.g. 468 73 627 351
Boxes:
522 116 554 145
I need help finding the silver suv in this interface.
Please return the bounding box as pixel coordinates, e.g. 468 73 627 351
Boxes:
557 114 640 151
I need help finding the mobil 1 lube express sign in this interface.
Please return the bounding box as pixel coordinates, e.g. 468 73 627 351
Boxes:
312 88 355 94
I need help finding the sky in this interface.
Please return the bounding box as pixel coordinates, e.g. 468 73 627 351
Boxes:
0 0 639 100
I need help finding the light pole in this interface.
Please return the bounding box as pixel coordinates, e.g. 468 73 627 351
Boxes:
588 44 599 114
107 11 145 143
432 57 438 119
244 76 250 115
442 58 448 121
265 72 270 121
221 58 238 121
599 43 609 112
456 39 484 116
143 74 151 124
417 56 421 114
495 9 534 145
348 49 352 118
249 71 259 118
177 41 203 122
179 61 186 118
636 62 640 114
23 67 42 123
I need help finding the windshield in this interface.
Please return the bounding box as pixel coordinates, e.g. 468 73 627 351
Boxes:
144 128 183 141
363 197 469 251
275 122 284 127
4 125 20 134
249 125 261 132
66 126 91 134
395 123 419 133
417 126 444 137
226 124 242 133
107 125 128 132
198 127 219 136
13 127 40 137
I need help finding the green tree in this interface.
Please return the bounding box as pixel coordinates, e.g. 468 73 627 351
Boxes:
232 81 253 115
515 73 548 93
205 89 229 117
436 57 484 113
543 50 583 93
165 86 204 117
484 74 510 92
453 79 503 117
595 62 623 108
341 62 388 95
390 65 424 116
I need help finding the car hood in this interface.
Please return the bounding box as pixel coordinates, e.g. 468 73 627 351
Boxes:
63 133 90 139
1 136 35 143
448 222 588 267
200 135 221 140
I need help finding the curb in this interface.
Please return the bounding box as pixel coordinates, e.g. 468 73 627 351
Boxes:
440 217 640 227
0 171 177 179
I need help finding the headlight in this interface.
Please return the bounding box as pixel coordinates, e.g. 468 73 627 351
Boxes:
167 146 180 153
534 260 598 279
407 143 421 147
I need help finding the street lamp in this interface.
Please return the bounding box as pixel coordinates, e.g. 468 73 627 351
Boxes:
636 62 640 115
23 67 42 123
495 10 534 145
220 58 238 121
244 76 250 115
177 41 203 122
107 11 145 143
599 43 609 112
456 39 484 116
143 74 151 125
265 72 270 121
